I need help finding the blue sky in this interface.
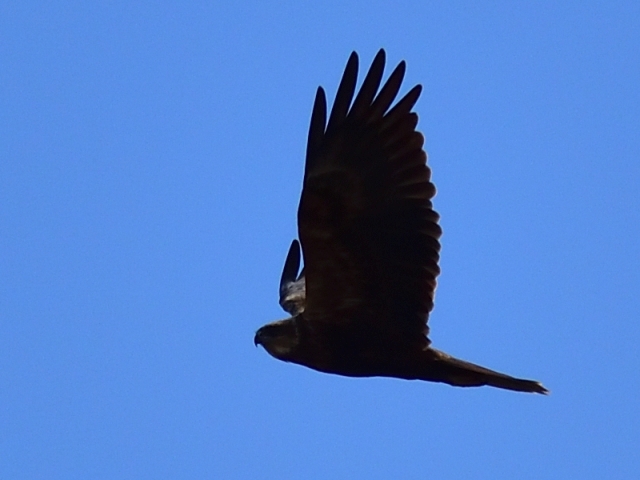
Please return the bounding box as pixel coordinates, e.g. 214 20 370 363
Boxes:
1 1 639 478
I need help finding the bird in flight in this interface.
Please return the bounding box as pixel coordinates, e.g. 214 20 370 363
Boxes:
254 50 548 394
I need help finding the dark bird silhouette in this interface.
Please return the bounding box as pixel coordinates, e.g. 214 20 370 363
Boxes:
254 50 548 394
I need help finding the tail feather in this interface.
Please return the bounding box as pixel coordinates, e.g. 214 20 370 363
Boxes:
427 349 549 394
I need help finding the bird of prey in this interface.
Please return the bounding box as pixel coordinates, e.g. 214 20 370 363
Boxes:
254 50 548 394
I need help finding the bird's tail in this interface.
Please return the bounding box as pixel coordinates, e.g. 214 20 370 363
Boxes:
424 349 549 394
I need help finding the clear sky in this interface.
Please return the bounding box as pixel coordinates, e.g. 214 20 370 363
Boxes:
2 1 639 478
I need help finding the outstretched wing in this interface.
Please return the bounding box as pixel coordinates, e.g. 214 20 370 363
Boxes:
279 239 306 316
298 49 441 346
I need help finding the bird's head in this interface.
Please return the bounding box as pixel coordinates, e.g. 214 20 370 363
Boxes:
254 318 299 360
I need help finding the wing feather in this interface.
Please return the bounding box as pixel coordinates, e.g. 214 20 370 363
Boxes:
298 49 441 347
326 52 358 135
279 239 306 316
369 61 406 120
305 88 327 177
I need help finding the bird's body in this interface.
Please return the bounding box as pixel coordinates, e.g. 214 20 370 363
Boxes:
255 50 548 395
